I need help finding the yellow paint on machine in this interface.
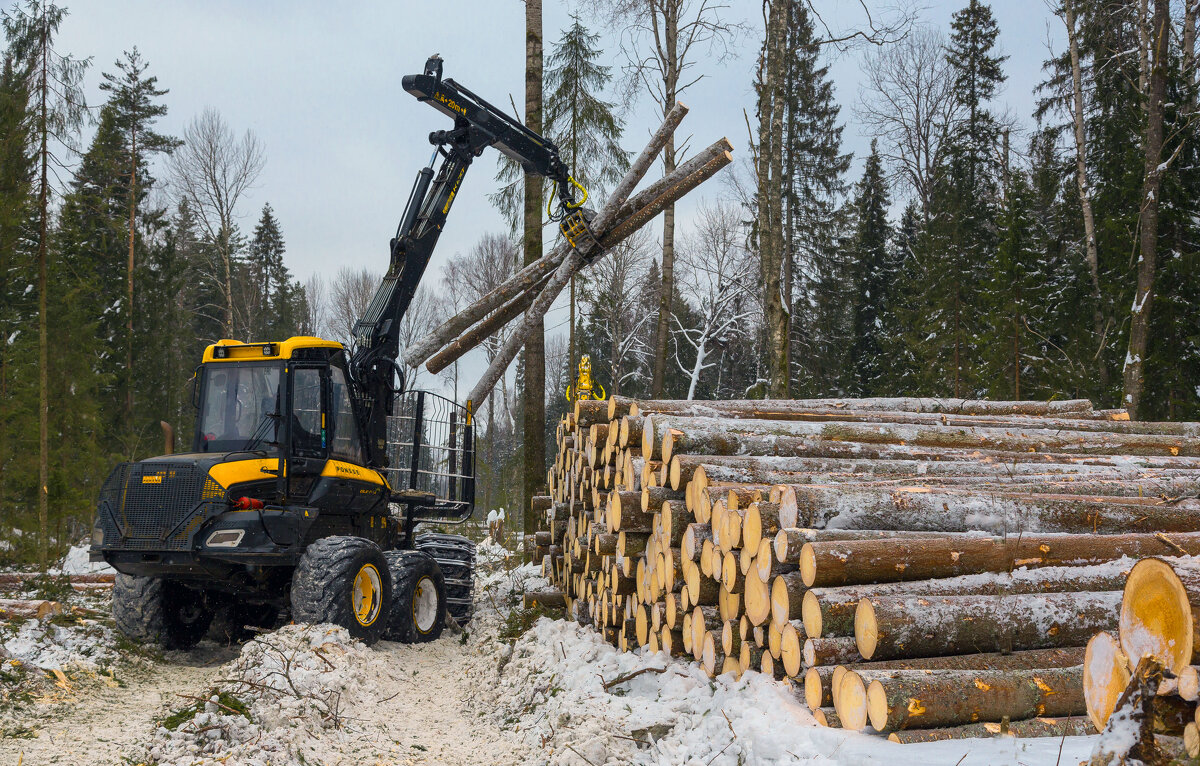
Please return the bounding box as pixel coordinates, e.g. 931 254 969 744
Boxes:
207 458 386 490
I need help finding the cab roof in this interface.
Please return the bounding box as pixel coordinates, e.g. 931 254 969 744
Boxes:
201 336 345 363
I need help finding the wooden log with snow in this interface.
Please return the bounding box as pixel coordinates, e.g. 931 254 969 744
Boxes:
630 397 1098 418
1118 556 1200 676
854 591 1121 661
1084 631 1132 732
801 560 1131 638
887 716 1095 742
0 598 63 619
801 533 1200 587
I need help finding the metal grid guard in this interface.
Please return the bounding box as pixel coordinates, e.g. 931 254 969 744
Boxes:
385 390 475 522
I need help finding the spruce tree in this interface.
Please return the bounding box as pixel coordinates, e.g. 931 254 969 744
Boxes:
846 141 892 395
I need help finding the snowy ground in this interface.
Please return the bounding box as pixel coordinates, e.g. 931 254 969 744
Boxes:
0 540 1101 765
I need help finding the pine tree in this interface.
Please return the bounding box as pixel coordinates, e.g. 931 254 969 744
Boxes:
846 141 892 395
99 48 179 426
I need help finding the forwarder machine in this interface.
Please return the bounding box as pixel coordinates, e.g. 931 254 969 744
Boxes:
90 56 592 647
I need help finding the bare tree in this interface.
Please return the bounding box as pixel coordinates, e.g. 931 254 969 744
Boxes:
326 267 377 351
301 273 327 338
584 228 654 397
168 108 265 335
856 27 965 221
672 201 756 399
597 0 744 398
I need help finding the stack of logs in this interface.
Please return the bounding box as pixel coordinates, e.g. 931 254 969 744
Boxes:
527 396 1200 745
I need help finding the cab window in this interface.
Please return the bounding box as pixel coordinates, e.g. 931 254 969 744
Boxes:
329 367 364 464
291 367 326 457
196 363 281 453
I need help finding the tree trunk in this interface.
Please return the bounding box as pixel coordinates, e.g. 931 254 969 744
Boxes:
1062 0 1109 391
862 666 1085 733
803 560 1131 638
126 126 137 427
1123 0 1169 420
522 0 546 549
764 0 788 398
650 4 680 399
887 715 1094 743
855 591 1121 661
36 18 50 571
801 532 1200 588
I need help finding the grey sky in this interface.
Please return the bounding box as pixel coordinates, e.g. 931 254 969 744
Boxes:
57 0 1064 396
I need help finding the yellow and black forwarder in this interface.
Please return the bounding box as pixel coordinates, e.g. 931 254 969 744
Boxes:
91 56 591 649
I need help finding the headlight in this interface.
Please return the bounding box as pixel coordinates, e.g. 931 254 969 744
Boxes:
205 529 245 548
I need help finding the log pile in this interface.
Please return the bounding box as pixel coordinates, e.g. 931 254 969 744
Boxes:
531 395 1200 746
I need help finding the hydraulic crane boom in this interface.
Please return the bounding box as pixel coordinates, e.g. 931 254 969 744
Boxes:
350 55 585 467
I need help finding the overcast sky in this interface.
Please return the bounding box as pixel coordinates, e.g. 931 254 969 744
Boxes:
56 0 1064 398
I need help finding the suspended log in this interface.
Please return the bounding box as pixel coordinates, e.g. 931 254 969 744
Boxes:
801 532 1200 587
802 559 1131 638
855 591 1121 661
863 666 1084 733
406 102 688 368
887 716 1095 743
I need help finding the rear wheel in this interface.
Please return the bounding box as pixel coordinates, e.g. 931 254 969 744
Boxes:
290 536 392 644
113 574 213 650
384 551 446 643
415 533 475 627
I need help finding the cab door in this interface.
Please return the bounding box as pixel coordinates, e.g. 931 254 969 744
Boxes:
286 365 328 500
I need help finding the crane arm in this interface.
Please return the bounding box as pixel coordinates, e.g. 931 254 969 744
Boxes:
350 55 583 467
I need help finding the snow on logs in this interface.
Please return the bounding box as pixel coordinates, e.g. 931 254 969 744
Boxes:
535 395 1200 745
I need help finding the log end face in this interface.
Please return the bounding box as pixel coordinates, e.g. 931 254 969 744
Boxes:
800 544 817 587
782 623 803 677
773 528 788 563
1120 557 1193 675
838 672 869 731
855 598 879 660
771 574 790 627
802 590 822 639
804 667 823 710
1084 631 1131 732
669 457 682 491
866 679 889 732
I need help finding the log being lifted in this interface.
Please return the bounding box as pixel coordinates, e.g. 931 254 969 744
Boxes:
406 102 689 368
799 532 1200 587
466 137 733 406
802 558 1132 638
855 591 1121 661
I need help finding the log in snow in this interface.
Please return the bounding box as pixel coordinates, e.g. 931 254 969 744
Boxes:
855 591 1121 660
1084 631 1131 732
886 715 1094 742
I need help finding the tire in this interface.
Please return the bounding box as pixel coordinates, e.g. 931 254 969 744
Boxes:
112 574 213 650
383 551 446 643
415 533 475 627
290 536 392 644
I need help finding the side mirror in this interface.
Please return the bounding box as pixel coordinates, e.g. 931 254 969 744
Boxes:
190 367 201 409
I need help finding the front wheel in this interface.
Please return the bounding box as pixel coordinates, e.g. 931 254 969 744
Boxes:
112 574 212 649
384 551 447 643
291 536 392 644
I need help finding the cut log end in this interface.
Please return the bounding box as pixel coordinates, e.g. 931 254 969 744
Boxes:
799 543 817 587
1120 557 1193 674
839 672 870 731
801 590 822 638
1084 631 1132 732
804 666 824 711
855 598 878 660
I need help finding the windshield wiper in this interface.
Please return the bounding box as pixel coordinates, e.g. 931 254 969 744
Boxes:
241 410 281 452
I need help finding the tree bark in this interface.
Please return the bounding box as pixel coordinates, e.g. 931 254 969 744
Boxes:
522 0 546 549
862 666 1085 733
1123 0 1170 419
802 532 1200 588
855 591 1121 661
887 715 1094 743
804 560 1131 638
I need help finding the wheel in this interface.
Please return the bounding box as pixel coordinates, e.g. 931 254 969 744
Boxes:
113 574 213 649
290 536 392 644
207 600 280 645
383 551 447 643
415 533 475 627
